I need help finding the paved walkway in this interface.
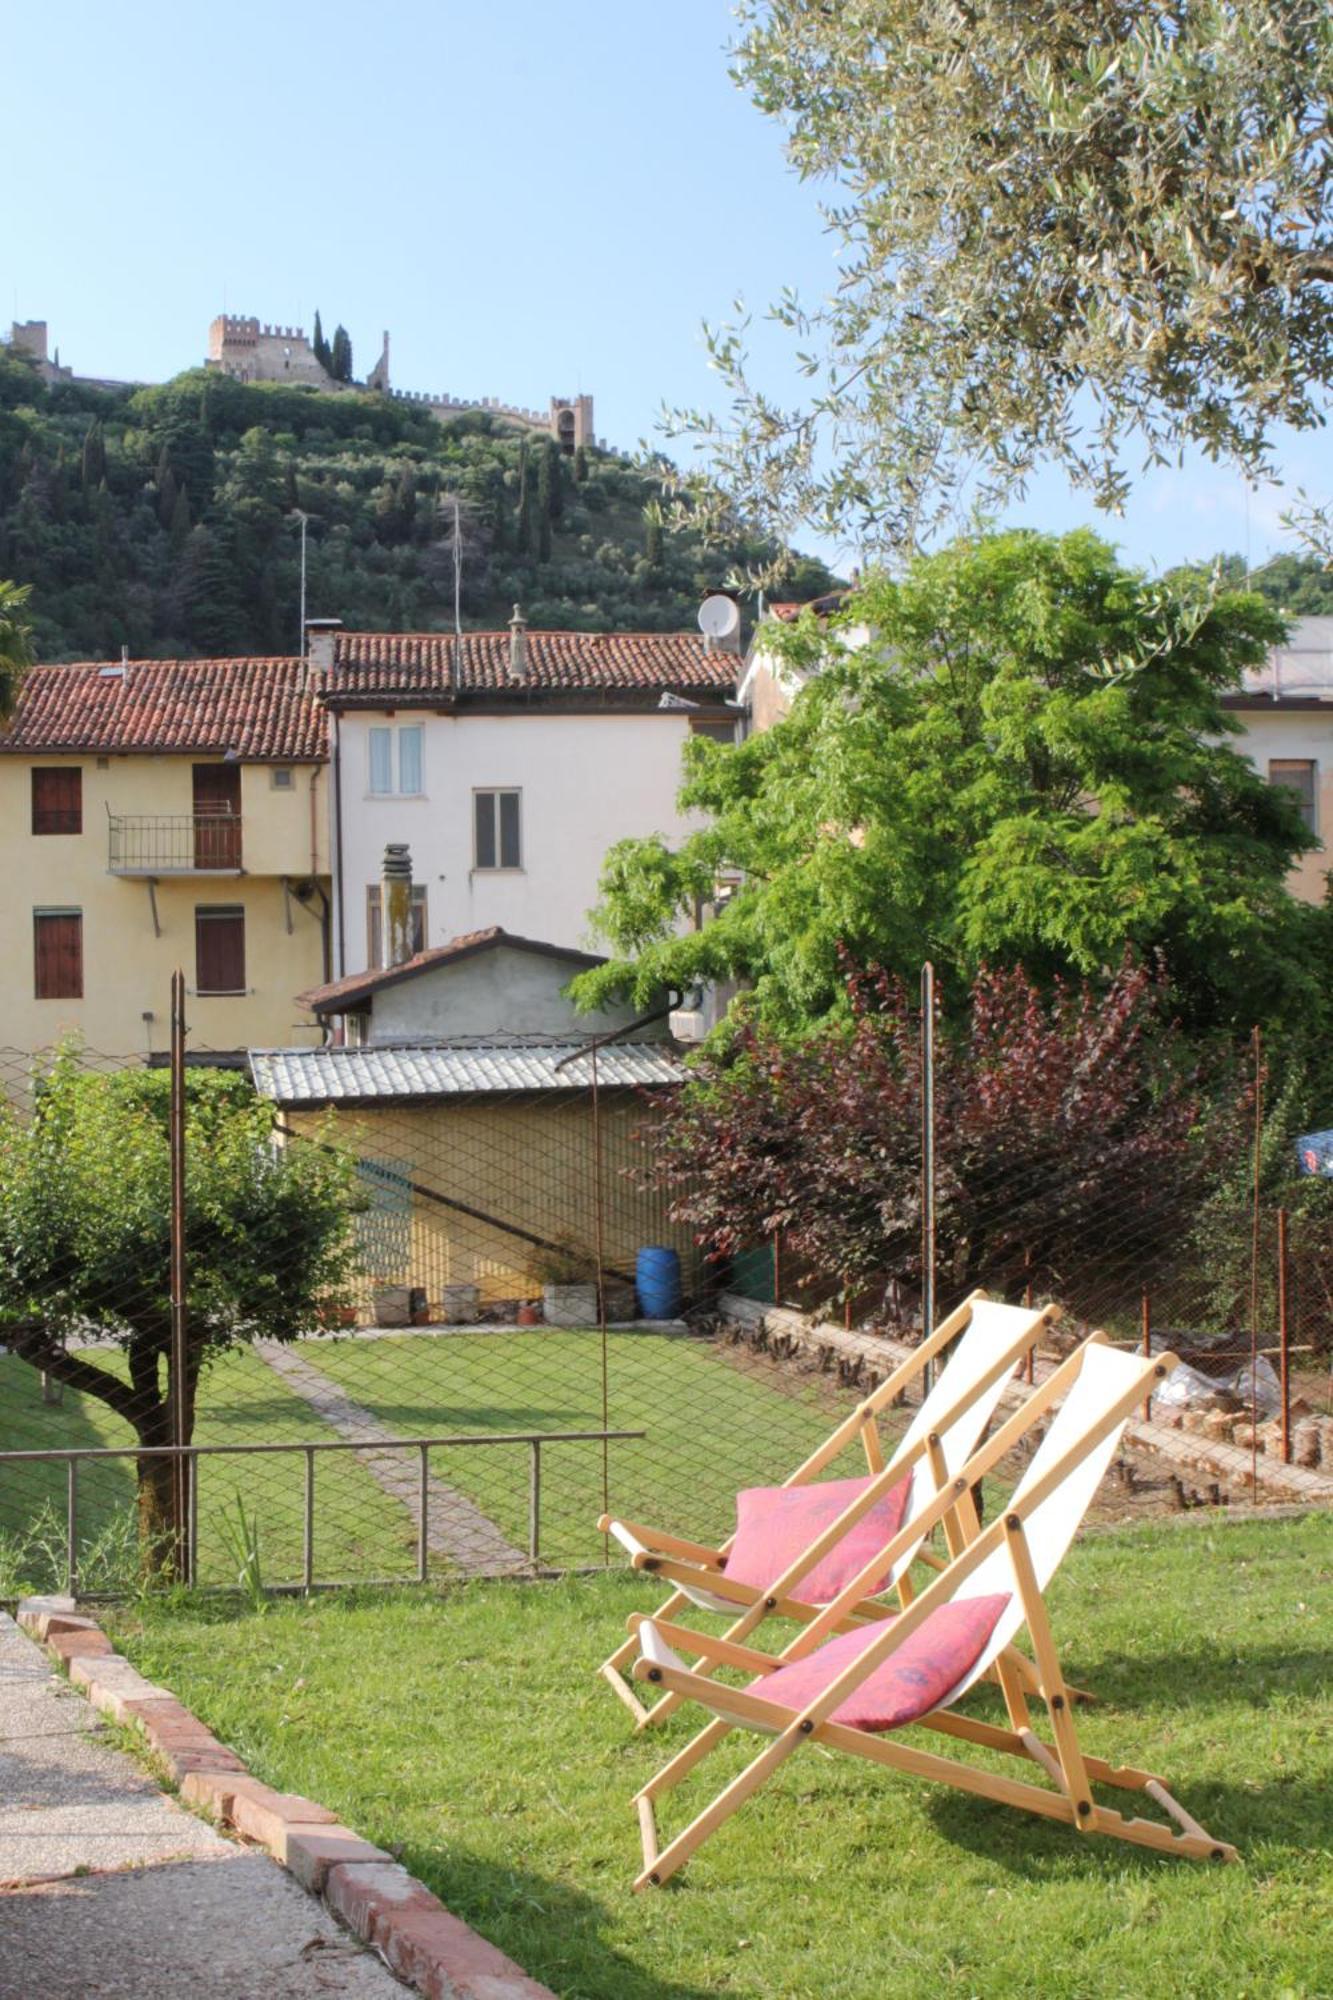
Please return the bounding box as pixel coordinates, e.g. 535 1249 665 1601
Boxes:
257 1342 527 1574
0 1614 404 1999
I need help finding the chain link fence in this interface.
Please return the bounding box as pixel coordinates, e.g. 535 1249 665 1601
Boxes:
2 985 1330 1601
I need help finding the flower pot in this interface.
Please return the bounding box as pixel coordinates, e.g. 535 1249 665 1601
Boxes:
517 1301 543 1326
541 1281 599 1328
439 1283 481 1325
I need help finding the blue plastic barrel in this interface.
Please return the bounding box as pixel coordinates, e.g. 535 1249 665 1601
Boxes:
636 1246 682 1319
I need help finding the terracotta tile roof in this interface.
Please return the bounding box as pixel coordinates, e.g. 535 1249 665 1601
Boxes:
327 629 739 702
297 927 605 1013
0 658 326 761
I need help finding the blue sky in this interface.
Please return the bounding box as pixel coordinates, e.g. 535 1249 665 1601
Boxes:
6 0 1326 582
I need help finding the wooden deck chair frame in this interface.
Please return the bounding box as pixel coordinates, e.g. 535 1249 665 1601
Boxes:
598 1289 1059 1729
627 1341 1237 1888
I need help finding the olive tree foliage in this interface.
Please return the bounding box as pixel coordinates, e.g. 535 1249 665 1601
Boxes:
573 531 1322 1039
669 2 1333 557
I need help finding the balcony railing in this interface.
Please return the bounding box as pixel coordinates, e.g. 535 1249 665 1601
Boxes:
108 812 244 874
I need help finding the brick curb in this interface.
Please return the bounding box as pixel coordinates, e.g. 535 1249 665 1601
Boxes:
16 1594 557 2000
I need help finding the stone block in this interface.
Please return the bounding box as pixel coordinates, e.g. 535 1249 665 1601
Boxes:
376 1904 559 2000
46 1627 116 1662
229 1781 338 1857
180 1767 267 1822
283 1824 391 1894
16 1594 76 1636
323 1861 439 1940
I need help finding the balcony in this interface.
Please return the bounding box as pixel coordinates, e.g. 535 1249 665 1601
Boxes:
108 812 244 875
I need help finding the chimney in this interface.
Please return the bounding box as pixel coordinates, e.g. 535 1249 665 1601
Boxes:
304 616 344 673
380 843 415 969
508 603 528 680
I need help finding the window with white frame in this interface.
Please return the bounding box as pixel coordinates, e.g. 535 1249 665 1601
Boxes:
368 724 424 796
473 789 521 870
1269 758 1318 835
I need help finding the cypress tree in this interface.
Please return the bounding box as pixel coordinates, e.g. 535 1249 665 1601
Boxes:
157 465 178 530
169 483 191 548
644 502 664 571
538 503 552 563
81 420 106 493
514 441 532 553
573 443 589 483
313 310 331 372
330 325 353 383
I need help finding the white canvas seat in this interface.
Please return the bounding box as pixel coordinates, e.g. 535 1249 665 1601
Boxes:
598 1290 1057 1725
626 1340 1237 1888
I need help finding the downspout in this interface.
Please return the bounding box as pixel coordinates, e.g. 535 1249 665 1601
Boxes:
332 709 347 981
308 765 331 981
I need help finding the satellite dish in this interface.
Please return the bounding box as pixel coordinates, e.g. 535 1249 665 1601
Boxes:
698 594 741 641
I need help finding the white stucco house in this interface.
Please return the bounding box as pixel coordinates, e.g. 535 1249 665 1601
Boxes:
309 616 742 980
1223 615 1333 903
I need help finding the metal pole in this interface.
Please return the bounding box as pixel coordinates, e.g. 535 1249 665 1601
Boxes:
1277 1208 1291 1465
920 962 937 1390
187 1453 198 1589
1141 1291 1152 1423
296 511 308 653
303 1448 316 1592
66 1458 78 1598
417 1445 429 1584
169 969 189 1581
529 1440 542 1566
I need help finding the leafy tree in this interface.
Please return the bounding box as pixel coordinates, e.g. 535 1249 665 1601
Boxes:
1197 552 1333 618
647 957 1216 1322
685 3 1333 551
575 530 1322 1039
0 576 34 718
312 309 331 374
0 1058 360 1562
330 325 354 384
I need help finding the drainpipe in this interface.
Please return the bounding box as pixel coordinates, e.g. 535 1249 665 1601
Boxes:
332 710 347 979
308 766 331 981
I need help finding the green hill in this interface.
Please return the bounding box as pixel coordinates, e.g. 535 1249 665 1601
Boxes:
0 353 837 662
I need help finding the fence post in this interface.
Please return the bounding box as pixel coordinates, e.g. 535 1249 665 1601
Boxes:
920 961 937 1391
303 1448 316 1592
529 1441 542 1566
168 968 189 1582
1278 1208 1291 1465
66 1458 78 1598
187 1453 199 1588
417 1445 430 1584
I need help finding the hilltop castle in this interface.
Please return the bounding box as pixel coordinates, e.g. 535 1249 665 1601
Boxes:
6 314 597 452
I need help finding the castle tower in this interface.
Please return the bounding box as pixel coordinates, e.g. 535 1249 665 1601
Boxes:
549 394 594 453
366 330 391 394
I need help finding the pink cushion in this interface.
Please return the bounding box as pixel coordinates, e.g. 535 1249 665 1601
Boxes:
724 1473 913 1605
747 1594 1011 1732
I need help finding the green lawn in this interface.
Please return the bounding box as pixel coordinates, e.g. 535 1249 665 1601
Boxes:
301 1327 861 1566
0 1348 410 1594
107 1514 1333 2000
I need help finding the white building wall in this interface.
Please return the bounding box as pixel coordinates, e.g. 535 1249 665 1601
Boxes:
1229 704 1333 903
333 708 702 975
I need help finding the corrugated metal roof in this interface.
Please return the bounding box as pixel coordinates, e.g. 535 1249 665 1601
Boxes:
248 1041 687 1104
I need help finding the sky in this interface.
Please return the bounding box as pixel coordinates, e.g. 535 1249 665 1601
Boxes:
6 0 1327 584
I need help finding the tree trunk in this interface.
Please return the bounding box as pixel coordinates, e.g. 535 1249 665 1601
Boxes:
133 1398 178 1581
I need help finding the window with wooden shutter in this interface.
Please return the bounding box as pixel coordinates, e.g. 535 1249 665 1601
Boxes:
1269 758 1318 834
32 768 83 835
195 905 246 994
473 789 521 869
34 910 83 999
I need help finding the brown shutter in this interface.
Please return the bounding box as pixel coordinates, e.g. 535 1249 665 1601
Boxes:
193 765 242 868
195 906 246 994
32 768 83 835
34 911 83 999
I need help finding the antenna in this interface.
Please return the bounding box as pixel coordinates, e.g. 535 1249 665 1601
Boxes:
698 594 741 647
453 498 463 641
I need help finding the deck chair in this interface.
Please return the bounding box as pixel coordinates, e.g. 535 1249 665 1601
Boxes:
599 1290 1059 1728
627 1339 1236 1887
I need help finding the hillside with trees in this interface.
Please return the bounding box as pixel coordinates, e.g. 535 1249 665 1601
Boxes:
0 350 837 662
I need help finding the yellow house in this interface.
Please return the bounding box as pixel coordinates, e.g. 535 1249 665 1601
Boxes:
0 656 330 1058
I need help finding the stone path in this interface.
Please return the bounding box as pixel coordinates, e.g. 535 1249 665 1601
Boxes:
257 1342 527 1574
0 1613 403 1999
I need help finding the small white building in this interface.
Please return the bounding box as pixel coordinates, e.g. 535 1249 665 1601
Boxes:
1224 615 1333 904
312 617 742 979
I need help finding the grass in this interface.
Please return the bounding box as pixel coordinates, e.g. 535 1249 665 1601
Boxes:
107 1513 1333 2000
299 1326 860 1565
0 1347 409 1593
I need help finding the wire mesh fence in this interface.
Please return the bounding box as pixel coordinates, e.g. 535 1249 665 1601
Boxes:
1 973 1330 1603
